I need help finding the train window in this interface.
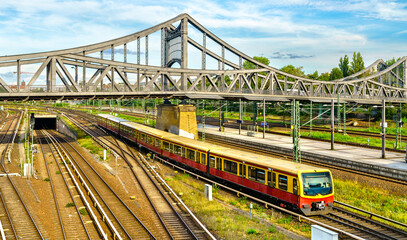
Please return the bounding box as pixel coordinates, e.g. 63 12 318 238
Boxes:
174 145 182 155
248 167 265 183
186 149 195 161
140 134 146 142
257 169 265 183
293 178 298 195
273 173 277 188
224 160 238 175
163 141 170 151
240 164 246 177
267 171 272 187
216 157 222 170
155 139 161 148
278 175 288 191
209 156 215 168
181 147 185 157
200 153 206 164
147 136 153 145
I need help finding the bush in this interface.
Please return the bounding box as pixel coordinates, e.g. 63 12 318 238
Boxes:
247 228 259 235
65 203 74 207
44 178 50 182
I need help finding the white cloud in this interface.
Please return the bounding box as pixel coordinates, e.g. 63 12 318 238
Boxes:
0 0 405 78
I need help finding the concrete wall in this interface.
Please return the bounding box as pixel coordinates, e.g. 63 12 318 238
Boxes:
156 104 197 139
57 119 77 140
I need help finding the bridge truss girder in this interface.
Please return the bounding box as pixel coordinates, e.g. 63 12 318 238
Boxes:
0 13 406 104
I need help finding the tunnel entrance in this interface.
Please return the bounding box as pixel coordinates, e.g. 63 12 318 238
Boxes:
32 114 57 130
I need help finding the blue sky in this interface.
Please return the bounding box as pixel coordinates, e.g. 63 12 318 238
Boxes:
0 0 407 75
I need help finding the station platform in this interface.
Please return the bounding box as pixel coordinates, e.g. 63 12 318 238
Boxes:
198 125 407 181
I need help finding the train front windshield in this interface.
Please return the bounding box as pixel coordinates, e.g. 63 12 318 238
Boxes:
302 172 332 196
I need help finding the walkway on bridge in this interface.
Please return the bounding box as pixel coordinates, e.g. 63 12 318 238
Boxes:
198 124 407 179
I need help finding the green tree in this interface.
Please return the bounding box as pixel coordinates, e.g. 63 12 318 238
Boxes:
386 57 396 66
330 67 343 80
307 70 319 79
339 55 350 77
318 72 330 81
280 65 305 77
243 56 270 69
350 52 365 74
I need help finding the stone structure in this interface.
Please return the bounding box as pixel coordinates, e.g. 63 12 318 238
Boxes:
156 102 197 139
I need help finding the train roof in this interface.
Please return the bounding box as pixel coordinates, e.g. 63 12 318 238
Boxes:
101 114 327 174
122 121 175 139
98 114 129 123
209 147 318 174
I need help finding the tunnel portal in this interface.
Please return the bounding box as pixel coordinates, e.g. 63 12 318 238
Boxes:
32 114 57 130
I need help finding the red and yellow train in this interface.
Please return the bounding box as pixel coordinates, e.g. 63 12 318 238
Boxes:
97 114 334 215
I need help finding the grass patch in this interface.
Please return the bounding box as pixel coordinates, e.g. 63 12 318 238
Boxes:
334 178 407 225
79 208 88 215
56 171 61 174
44 178 50 182
65 203 75 208
164 171 309 239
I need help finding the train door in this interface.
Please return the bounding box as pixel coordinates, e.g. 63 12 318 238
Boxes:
206 151 210 173
293 178 298 195
239 164 246 178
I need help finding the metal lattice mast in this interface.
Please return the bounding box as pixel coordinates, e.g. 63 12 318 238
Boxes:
337 94 340 132
293 100 301 163
202 100 206 142
309 101 312 136
343 101 346 135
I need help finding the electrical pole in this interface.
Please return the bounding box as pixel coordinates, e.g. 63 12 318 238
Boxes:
331 99 334 150
202 100 206 142
382 99 386 159
263 99 266 139
293 100 301 163
239 99 242 135
343 101 346 135
309 101 312 136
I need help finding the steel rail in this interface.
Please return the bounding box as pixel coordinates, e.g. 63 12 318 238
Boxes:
36 132 66 239
39 130 93 240
66 114 191 240
0 111 44 239
335 201 407 231
0 192 16 239
48 130 157 240
111 132 199 240
42 130 111 240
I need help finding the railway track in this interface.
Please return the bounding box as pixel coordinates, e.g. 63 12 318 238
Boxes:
311 206 407 240
64 112 215 240
44 130 159 239
0 111 44 239
36 130 98 239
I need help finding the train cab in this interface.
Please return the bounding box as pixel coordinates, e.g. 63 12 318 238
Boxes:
298 170 334 215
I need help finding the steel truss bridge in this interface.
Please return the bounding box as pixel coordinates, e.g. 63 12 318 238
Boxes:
0 13 406 104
